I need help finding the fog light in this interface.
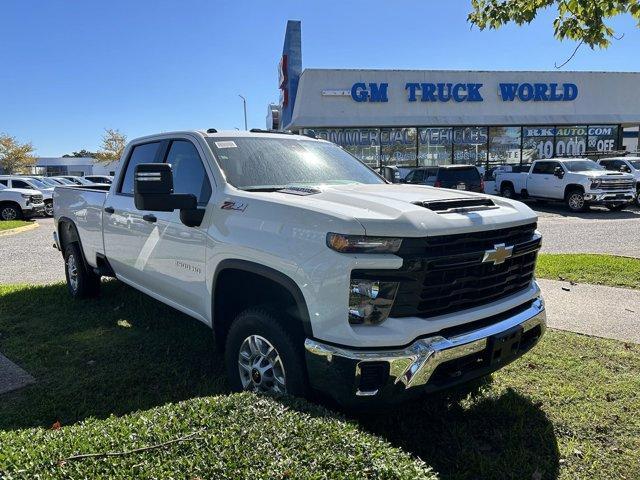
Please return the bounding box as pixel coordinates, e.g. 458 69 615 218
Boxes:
349 279 399 325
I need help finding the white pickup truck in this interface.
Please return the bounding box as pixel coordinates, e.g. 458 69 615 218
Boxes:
495 158 636 212
53 130 546 405
597 157 640 206
0 183 45 220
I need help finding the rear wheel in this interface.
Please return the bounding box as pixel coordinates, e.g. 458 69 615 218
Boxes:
225 307 307 396
500 183 516 199
64 243 101 298
565 190 587 212
0 204 22 221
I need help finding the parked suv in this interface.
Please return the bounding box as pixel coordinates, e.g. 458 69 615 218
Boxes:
404 165 484 192
0 183 45 220
54 130 545 406
0 176 54 216
598 157 640 206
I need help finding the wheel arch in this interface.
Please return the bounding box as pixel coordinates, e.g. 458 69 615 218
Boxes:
564 184 585 198
212 259 312 350
56 217 92 268
0 200 23 213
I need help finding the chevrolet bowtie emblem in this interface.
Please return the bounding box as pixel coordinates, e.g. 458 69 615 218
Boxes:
482 243 514 265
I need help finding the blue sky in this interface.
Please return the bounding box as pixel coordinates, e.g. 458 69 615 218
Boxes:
2 0 639 156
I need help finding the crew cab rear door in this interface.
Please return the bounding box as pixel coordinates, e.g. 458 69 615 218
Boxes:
527 161 561 198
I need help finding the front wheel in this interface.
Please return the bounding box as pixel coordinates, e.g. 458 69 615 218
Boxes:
225 307 307 396
566 190 587 212
44 201 54 217
64 243 101 298
1 204 22 221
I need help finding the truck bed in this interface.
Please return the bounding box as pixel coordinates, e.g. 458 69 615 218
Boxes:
53 185 108 268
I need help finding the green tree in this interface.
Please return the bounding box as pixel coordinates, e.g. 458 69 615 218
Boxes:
63 149 97 158
469 0 640 65
0 133 36 174
95 129 127 164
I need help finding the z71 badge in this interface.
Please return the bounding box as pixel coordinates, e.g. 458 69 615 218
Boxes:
221 200 248 212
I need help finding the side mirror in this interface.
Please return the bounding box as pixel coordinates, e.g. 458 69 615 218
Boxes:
621 165 631 173
134 164 203 227
553 166 565 178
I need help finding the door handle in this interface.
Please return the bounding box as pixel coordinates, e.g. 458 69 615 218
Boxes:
143 214 157 223
104 206 115 214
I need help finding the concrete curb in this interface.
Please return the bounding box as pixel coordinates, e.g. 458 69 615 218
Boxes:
0 353 35 395
0 222 39 237
538 279 640 344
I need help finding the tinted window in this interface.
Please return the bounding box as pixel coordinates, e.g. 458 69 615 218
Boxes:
532 162 555 174
12 180 33 189
166 141 212 204
0 180 7 186
407 169 425 183
120 142 160 195
437 168 481 183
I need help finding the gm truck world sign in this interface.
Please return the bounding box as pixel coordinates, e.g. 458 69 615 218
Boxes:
343 82 579 103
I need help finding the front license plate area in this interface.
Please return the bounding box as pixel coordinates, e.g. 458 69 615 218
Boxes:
486 325 523 366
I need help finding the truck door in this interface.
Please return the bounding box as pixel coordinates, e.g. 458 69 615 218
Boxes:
146 139 211 317
527 161 555 198
103 141 164 287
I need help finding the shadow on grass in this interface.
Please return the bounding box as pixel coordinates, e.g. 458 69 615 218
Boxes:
354 381 560 480
0 281 559 479
0 281 228 431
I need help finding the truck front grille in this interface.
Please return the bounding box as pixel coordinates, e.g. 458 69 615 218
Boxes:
353 223 540 319
30 194 43 203
600 179 634 190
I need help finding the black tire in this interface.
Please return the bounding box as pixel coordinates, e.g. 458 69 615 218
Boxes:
44 200 54 217
225 307 307 397
565 189 587 212
0 204 22 221
606 204 626 212
64 243 101 298
500 183 516 199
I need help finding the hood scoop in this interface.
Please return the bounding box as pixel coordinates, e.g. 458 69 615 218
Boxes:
278 186 322 196
414 198 497 213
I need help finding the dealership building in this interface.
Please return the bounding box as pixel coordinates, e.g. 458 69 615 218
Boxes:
269 21 640 172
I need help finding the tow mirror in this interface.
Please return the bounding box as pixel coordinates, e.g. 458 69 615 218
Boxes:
620 165 631 173
134 163 196 213
553 166 565 178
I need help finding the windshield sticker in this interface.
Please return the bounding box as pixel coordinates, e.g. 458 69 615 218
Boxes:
215 141 237 149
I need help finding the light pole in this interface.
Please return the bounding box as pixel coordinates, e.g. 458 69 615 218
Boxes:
238 95 247 130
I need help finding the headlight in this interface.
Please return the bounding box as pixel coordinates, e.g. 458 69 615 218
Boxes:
589 177 602 189
349 279 399 325
21 193 31 198
327 233 402 254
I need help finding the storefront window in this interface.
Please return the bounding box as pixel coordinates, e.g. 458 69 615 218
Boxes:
488 127 521 165
307 128 380 167
587 125 618 153
380 128 417 167
453 127 487 165
554 126 587 157
418 128 453 165
522 126 555 161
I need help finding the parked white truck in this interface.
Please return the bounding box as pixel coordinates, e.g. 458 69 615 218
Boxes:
53 130 546 405
495 158 636 212
0 183 45 220
597 157 640 206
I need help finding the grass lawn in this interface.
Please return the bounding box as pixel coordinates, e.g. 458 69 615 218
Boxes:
1 281 639 479
0 220 32 232
536 253 640 290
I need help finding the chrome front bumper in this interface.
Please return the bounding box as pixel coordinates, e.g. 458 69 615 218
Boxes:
305 298 545 403
584 191 635 203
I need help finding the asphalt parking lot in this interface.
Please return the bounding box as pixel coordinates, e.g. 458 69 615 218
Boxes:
0 204 638 285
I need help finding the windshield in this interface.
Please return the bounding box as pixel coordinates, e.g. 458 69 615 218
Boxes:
40 178 59 187
629 160 640 169
206 137 384 190
54 177 74 185
563 160 604 172
25 178 50 189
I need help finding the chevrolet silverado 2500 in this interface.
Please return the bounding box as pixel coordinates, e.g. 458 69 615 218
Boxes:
495 158 636 212
53 130 546 405
598 157 640 206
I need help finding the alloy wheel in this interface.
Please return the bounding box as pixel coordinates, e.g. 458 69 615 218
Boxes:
44 202 54 216
66 254 79 293
1 207 18 221
568 193 584 211
238 335 286 393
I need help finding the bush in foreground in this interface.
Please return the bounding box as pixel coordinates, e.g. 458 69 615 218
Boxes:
0 393 436 479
